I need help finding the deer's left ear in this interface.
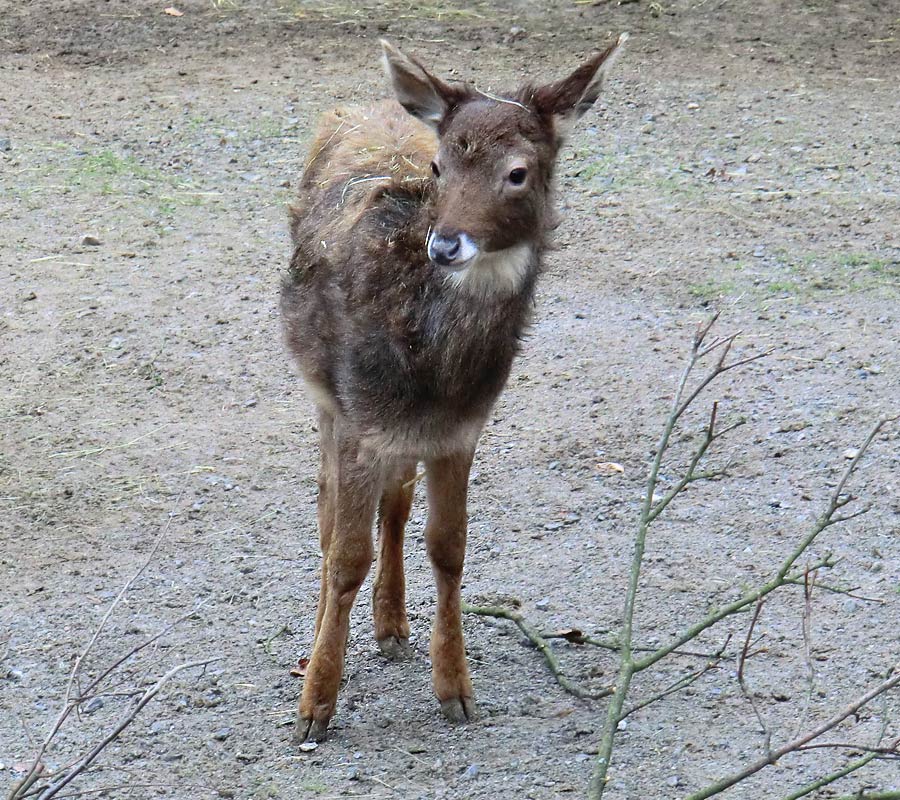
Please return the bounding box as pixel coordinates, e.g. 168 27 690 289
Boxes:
533 33 628 139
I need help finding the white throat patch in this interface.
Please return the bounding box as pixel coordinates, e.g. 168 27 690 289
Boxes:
444 242 534 297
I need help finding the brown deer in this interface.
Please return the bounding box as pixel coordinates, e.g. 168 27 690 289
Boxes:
281 35 627 744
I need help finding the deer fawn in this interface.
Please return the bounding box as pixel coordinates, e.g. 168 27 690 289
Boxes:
281 36 627 744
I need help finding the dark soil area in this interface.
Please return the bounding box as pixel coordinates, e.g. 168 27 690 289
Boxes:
2 2 898 799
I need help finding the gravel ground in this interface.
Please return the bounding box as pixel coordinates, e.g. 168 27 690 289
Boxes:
1 2 898 799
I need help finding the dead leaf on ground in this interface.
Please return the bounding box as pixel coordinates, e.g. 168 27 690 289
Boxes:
596 461 625 475
289 657 309 678
163 6 184 16
549 628 586 644
12 761 44 775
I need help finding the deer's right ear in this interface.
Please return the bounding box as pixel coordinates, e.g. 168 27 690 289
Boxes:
380 40 460 129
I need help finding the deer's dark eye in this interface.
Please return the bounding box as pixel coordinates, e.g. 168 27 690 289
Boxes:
508 167 527 186
431 161 441 178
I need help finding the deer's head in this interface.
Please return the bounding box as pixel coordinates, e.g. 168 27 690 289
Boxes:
382 36 627 273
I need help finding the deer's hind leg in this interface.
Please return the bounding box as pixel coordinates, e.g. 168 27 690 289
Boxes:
313 408 337 646
298 426 383 744
373 460 417 659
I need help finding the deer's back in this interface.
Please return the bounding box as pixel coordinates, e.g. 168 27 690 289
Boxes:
282 102 537 457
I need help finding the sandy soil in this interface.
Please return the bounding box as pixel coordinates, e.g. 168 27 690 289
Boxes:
1 1 898 799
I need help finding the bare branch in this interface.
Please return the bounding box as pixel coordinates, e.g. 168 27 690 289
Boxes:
780 750 882 800
586 312 897 800
796 742 900 756
541 631 723 660
619 638 729 722
8 494 186 800
781 576 885 604
685 663 900 800
827 793 900 800
791 569 817 741
461 603 612 700
736 598 772 755
30 658 221 800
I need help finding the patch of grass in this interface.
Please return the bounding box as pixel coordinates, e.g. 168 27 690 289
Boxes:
839 252 897 277
765 280 799 295
68 150 162 194
285 0 494 23
689 279 738 300
297 781 328 794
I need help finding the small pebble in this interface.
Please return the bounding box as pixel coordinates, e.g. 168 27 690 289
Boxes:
83 697 104 714
462 764 480 780
212 727 232 741
82 235 102 246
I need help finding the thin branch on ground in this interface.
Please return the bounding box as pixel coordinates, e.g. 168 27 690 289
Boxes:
795 741 900 756
684 665 900 800
25 658 222 800
619 638 729 722
780 749 883 800
541 630 723 660
781 575 885 604
7 512 178 800
736 598 773 754
585 311 898 799
461 602 612 700
791 569 818 740
590 317 770 798
36 784 217 800
7 494 196 800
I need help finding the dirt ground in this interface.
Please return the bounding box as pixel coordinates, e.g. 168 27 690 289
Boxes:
1 1 898 798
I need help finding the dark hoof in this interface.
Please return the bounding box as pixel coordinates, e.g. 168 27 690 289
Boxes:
294 716 329 748
440 696 476 723
377 635 412 660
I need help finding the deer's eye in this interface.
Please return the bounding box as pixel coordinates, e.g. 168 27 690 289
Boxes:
431 161 441 178
508 167 528 186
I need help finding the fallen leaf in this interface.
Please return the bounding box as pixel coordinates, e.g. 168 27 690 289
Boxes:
12 761 44 775
549 628 586 644
164 6 184 16
596 461 625 475
289 657 309 678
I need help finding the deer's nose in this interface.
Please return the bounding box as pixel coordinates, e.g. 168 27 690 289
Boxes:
428 232 461 265
427 231 478 268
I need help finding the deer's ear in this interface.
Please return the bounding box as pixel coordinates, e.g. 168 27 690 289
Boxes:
533 33 628 139
380 40 463 129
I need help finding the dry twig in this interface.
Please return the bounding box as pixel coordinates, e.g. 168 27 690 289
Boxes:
587 313 898 799
461 602 612 700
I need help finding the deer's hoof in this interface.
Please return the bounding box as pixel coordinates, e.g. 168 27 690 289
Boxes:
377 635 412 660
294 716 330 747
440 696 476 724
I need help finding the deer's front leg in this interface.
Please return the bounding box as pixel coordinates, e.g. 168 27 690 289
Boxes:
297 437 382 744
424 449 476 723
